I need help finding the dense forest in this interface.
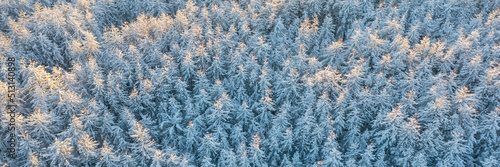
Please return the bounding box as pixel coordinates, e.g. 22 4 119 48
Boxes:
1 0 500 166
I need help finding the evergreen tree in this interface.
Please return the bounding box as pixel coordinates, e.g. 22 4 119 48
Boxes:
220 148 238 167
238 143 252 167
198 132 220 161
184 121 200 153
373 107 405 164
76 133 98 166
159 98 185 149
230 123 246 149
201 154 215 167
207 54 226 81
439 131 470 167
359 143 375 167
206 95 232 149
181 50 197 84
96 140 121 167
129 120 158 165
321 130 343 166
44 137 75 167
26 109 56 147
253 89 275 135
150 149 166 167
476 62 500 111
248 133 267 167
274 61 300 104
320 38 345 67
476 107 500 162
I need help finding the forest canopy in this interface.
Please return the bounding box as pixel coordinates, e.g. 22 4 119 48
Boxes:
1 0 500 166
